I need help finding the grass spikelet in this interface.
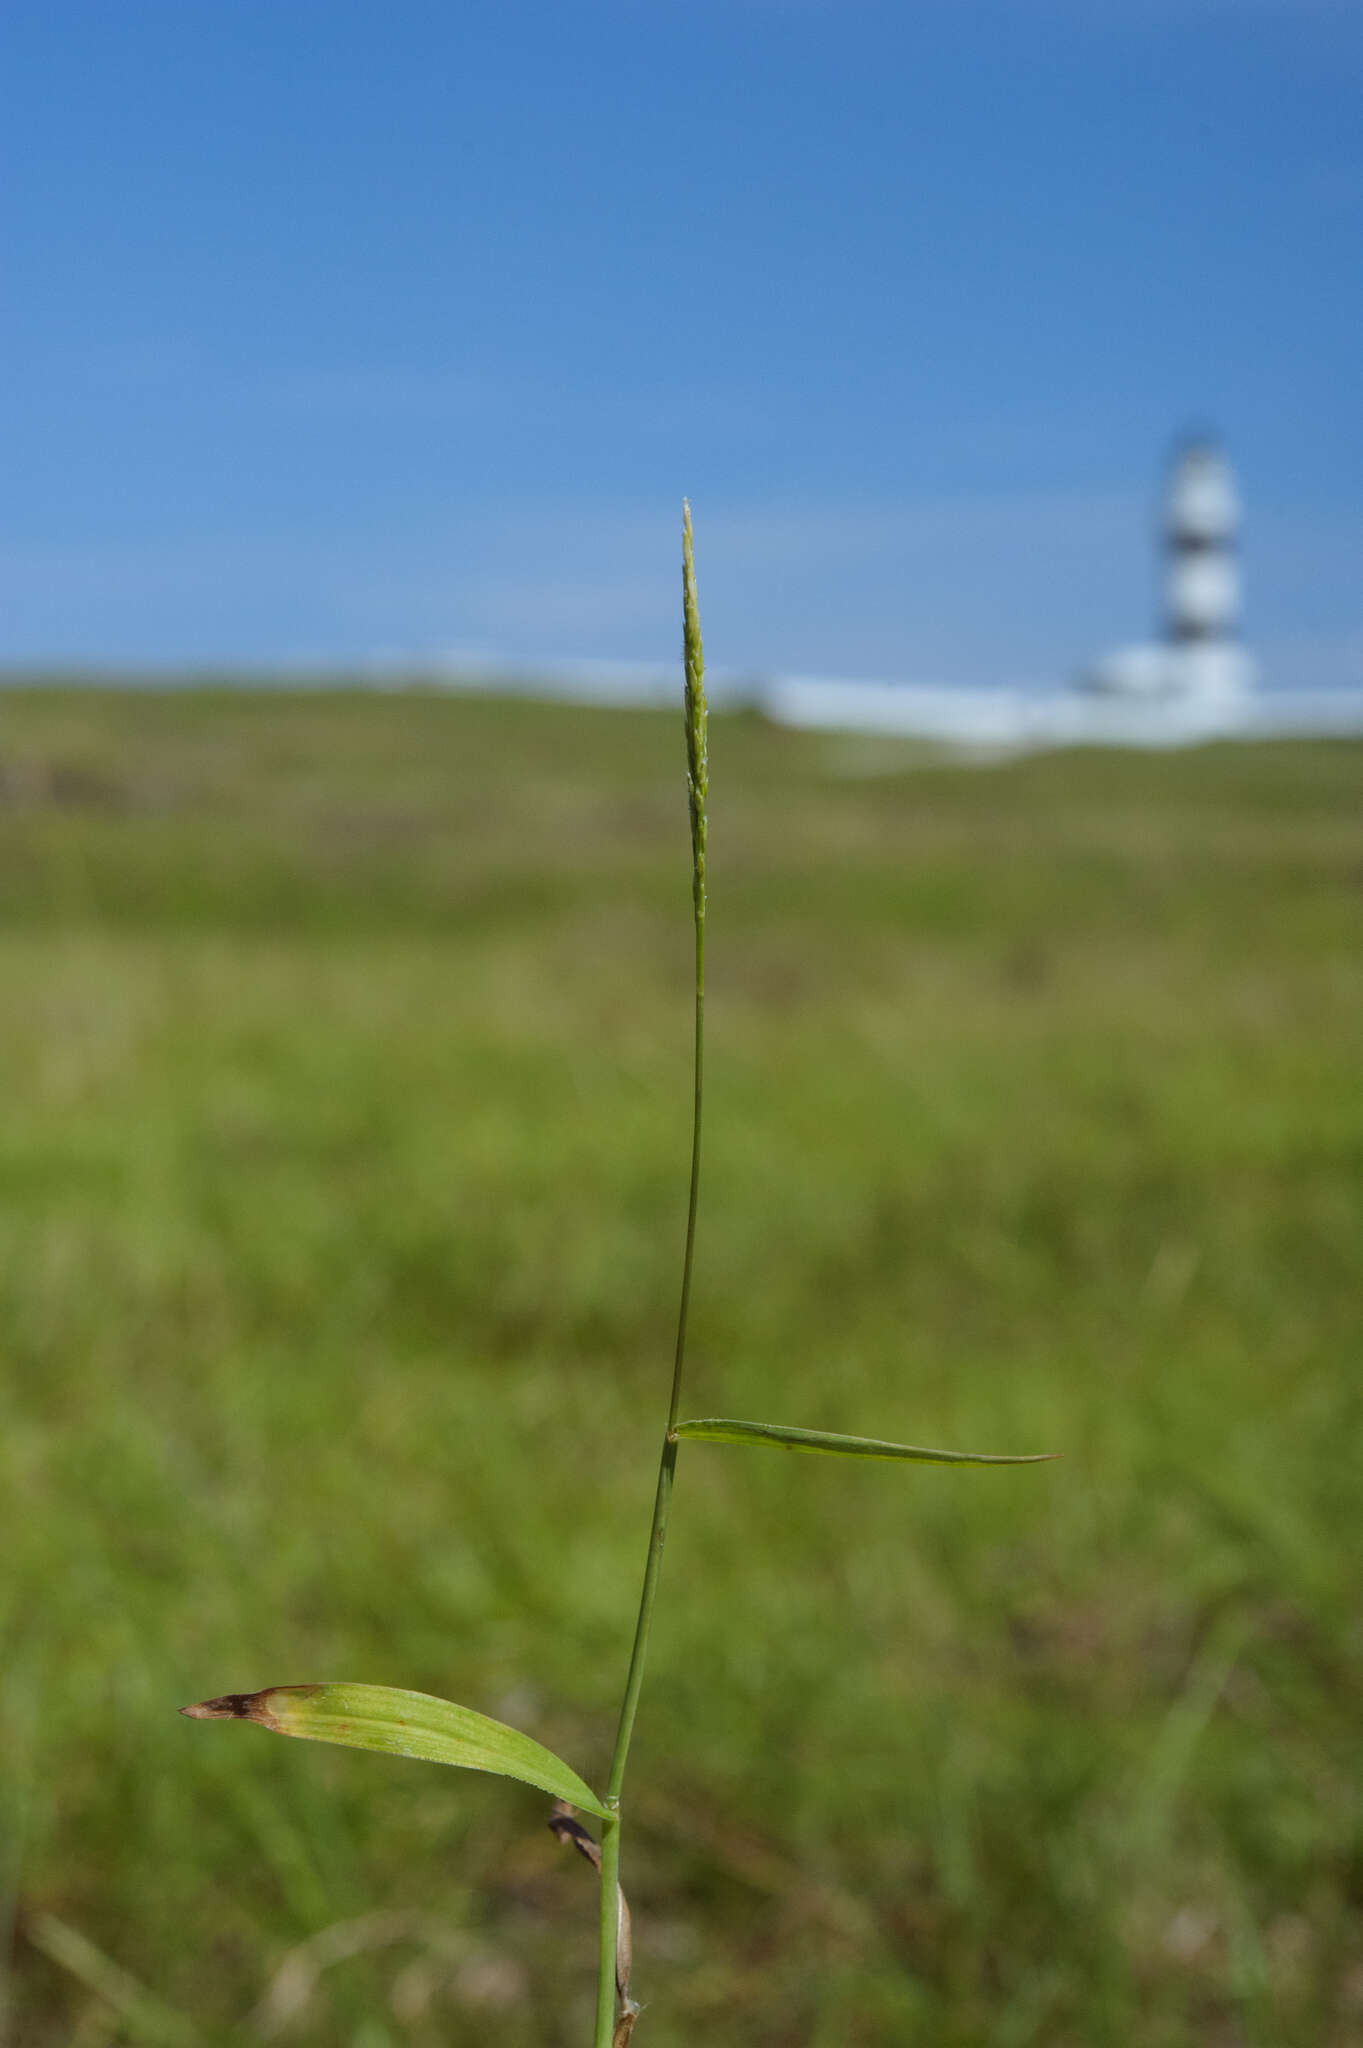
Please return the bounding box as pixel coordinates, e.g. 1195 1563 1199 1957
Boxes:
682 498 707 922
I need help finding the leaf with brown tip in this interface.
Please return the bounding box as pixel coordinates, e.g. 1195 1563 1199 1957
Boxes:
181 1683 608 1817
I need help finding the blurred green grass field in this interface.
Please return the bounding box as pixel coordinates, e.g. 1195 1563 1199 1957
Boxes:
1 687 1360 2048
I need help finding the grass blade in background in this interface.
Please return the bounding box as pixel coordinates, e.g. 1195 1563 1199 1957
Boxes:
24 1914 205 2048
180 1684 609 1817
672 1418 1055 1465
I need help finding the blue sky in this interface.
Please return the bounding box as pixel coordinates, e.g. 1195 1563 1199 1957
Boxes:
4 0 1360 686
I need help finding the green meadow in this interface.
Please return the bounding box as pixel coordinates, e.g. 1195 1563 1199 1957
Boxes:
1 686 1360 2047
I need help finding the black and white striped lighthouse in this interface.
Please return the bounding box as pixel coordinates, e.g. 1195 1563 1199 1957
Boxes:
1163 438 1252 700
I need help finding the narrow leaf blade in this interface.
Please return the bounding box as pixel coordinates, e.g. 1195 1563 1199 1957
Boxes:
672 1418 1054 1466
181 1683 608 1818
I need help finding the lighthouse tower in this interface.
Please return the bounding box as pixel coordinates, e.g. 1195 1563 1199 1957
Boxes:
1164 438 1253 702
1080 435 1256 703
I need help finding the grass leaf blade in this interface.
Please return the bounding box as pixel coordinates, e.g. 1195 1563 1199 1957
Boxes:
671 1418 1054 1466
181 1683 608 1817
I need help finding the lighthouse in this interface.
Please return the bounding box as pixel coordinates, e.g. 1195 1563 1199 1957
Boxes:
1164 438 1253 702
1080 436 1256 703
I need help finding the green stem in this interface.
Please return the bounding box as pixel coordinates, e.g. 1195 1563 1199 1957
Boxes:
594 953 703 2048
610 929 703 1805
594 503 707 2048
595 1813 621 2048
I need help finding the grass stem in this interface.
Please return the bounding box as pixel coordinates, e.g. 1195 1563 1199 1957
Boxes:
595 1814 621 2048
594 503 707 2045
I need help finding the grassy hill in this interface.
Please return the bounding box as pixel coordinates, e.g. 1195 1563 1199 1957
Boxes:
2 687 1360 2046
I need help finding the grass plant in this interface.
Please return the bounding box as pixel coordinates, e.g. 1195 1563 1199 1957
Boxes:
178 508 1046 2045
